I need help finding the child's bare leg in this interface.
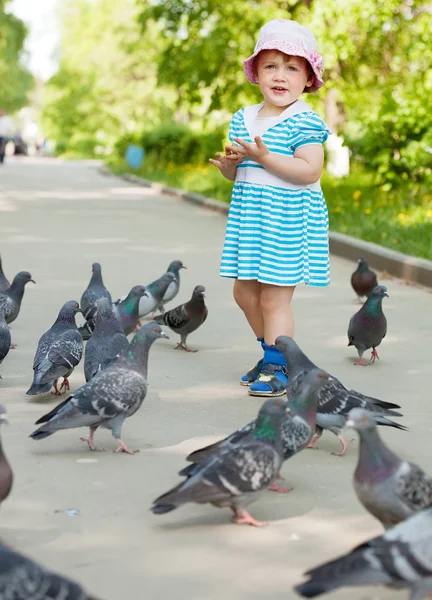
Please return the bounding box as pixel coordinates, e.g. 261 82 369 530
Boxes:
249 285 295 397
233 280 263 338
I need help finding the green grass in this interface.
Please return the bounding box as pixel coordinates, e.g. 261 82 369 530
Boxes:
107 156 432 261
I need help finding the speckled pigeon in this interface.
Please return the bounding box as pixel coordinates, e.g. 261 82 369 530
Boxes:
179 369 329 492
30 323 168 454
274 335 406 456
137 272 176 319
0 542 100 599
0 271 35 324
347 408 432 530
0 405 13 507
348 285 388 365
152 398 288 526
26 301 83 396
0 307 11 378
112 284 148 335
155 260 186 315
154 284 207 352
0 254 10 292
84 297 129 381
351 257 378 302
79 263 112 341
295 507 432 599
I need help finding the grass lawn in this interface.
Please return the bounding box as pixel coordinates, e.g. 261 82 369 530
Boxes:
107 157 432 261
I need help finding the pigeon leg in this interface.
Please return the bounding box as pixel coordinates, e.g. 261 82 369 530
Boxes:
59 377 70 392
80 427 105 452
307 433 321 449
175 342 198 353
51 379 63 396
268 480 293 493
354 355 368 366
231 506 267 527
370 348 380 364
330 436 353 457
114 439 139 455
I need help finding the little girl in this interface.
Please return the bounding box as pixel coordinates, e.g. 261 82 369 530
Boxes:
210 19 331 397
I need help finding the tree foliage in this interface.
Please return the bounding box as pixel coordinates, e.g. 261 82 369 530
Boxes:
0 1 33 111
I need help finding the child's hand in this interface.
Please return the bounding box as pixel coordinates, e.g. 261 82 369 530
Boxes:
228 136 270 163
209 146 243 177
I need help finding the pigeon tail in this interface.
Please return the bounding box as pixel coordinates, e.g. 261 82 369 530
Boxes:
26 381 53 396
178 463 200 478
151 503 177 514
153 314 164 325
34 397 71 424
151 481 188 514
375 416 408 431
295 581 328 598
29 428 54 440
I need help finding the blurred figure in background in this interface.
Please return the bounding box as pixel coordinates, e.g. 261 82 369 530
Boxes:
0 109 14 165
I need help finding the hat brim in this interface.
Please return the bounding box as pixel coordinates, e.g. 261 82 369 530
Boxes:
243 41 323 92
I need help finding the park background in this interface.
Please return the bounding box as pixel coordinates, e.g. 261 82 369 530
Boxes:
2 0 432 260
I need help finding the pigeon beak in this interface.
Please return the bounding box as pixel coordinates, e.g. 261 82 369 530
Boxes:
182 265 187 269
30 279 36 284
76 308 83 314
143 291 149 298
346 419 355 428
160 331 169 339
384 292 389 297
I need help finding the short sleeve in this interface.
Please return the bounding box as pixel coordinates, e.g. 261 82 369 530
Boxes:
290 113 331 151
228 109 244 143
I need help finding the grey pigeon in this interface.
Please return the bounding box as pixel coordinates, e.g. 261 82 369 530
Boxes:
347 408 432 530
0 254 10 292
348 285 388 365
154 284 208 352
84 297 129 381
26 301 83 396
137 272 176 319
79 262 112 341
30 323 168 454
0 307 11 378
179 369 330 492
0 541 100 599
151 397 289 526
351 257 379 302
295 507 432 599
0 271 35 324
113 284 148 336
0 405 13 507
274 335 405 456
156 260 186 315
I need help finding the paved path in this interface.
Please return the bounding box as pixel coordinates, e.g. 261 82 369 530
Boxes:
1 157 431 600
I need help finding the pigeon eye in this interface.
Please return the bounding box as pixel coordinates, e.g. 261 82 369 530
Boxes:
152 327 158 333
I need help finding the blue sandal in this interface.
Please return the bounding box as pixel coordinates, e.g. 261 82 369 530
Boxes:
248 364 288 397
240 359 263 386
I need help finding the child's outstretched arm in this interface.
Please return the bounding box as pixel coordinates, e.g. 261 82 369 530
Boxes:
229 136 324 185
209 147 242 182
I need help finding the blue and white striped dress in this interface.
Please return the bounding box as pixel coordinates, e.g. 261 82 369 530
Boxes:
220 100 331 287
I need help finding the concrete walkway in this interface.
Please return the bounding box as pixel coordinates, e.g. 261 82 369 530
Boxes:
0 157 431 600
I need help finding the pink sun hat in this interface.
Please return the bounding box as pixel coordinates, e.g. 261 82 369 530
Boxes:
243 19 324 92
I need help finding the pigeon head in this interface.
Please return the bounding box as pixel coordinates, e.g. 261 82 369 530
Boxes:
13 271 35 286
167 260 186 274
273 336 313 371
192 285 206 299
369 285 389 299
253 398 290 442
127 323 169 367
346 408 376 431
0 404 8 425
92 263 102 274
356 257 370 272
130 285 148 299
96 297 113 317
57 300 82 323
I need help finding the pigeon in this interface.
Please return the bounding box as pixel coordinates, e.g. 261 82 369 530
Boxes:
154 284 208 352
0 405 13 507
137 272 176 319
0 541 100 599
348 285 388 365
179 369 330 492
30 323 169 454
274 335 406 456
346 408 432 530
84 297 129 381
26 301 83 396
112 285 148 335
351 257 378 302
155 260 186 315
151 397 289 526
0 271 35 324
0 254 10 292
0 307 11 378
294 507 432 599
79 262 112 341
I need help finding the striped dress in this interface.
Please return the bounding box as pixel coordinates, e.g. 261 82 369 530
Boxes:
220 99 331 287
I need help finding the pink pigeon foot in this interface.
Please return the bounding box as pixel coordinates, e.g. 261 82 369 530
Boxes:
354 356 367 366
59 377 70 392
370 347 380 364
80 428 104 452
268 481 293 493
51 379 63 396
115 439 139 454
231 507 267 527
330 436 354 457
175 342 197 353
307 434 320 449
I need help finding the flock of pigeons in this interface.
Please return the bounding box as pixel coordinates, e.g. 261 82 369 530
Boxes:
0 254 431 599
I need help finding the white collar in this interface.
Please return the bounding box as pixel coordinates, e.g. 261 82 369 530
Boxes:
243 100 311 139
